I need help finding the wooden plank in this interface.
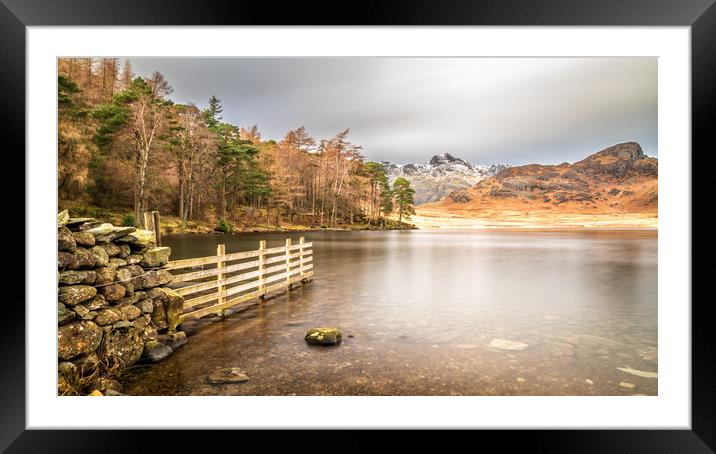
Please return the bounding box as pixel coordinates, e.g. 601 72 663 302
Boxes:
223 249 261 262
184 290 225 309
171 258 260 283
166 255 220 270
180 273 312 322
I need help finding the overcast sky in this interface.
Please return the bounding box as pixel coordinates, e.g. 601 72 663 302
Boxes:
128 57 657 165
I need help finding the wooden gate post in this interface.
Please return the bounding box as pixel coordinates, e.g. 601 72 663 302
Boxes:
258 240 266 299
285 238 292 289
216 243 226 317
152 210 161 246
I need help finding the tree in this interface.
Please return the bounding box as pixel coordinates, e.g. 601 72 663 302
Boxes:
364 161 388 226
392 177 415 228
92 76 173 224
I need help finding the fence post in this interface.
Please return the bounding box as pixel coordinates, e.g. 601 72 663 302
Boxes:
258 240 266 299
152 210 161 246
299 236 305 281
143 212 154 231
285 238 292 289
216 243 226 317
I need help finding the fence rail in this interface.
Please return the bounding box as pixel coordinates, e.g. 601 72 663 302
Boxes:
167 237 313 324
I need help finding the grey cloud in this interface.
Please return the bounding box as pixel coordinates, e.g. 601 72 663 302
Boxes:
128 57 657 165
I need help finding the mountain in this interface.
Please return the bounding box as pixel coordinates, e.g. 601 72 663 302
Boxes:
382 153 508 205
422 142 657 218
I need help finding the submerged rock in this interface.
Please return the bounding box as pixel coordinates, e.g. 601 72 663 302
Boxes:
617 367 658 379
489 338 528 351
141 341 173 363
305 327 342 345
207 367 250 384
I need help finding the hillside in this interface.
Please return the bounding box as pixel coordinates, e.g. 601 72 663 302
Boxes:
416 142 658 228
382 153 508 205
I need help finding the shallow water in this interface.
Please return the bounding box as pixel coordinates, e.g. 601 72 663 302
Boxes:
122 229 657 396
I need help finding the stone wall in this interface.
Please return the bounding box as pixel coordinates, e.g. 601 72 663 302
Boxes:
57 210 186 395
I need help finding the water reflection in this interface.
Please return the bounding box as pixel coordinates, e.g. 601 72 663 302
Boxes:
122 229 657 396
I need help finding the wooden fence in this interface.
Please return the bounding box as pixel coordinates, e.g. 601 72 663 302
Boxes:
165 237 313 324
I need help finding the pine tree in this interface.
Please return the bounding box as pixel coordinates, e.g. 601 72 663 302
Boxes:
392 177 415 228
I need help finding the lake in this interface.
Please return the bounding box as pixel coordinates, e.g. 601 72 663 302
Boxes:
122 229 658 396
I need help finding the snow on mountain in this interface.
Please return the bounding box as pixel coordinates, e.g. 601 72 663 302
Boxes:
381 153 508 205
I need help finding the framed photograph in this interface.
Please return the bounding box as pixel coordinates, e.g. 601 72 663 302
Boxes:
8 0 711 451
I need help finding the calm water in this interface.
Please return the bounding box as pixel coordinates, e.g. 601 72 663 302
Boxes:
122 229 658 396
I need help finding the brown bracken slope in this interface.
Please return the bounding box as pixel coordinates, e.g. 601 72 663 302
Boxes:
417 142 657 228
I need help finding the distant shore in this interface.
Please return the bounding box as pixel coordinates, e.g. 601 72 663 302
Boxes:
413 208 658 230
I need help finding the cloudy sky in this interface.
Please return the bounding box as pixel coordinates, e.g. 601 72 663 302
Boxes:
129 57 657 165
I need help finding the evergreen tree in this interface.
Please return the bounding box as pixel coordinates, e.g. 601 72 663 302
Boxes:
392 177 415 228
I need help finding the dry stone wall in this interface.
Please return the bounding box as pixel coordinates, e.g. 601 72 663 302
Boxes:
57 210 186 395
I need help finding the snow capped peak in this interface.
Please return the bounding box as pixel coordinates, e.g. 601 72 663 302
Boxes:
382 154 507 180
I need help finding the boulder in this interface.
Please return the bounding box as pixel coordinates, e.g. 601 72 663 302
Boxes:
117 244 131 259
57 321 103 360
150 287 184 332
136 299 154 314
67 218 97 230
94 267 116 285
58 361 78 380
131 269 173 290
141 341 173 363
58 270 97 286
114 229 156 246
140 247 171 268
150 299 167 331
58 226 76 252
94 308 122 326
69 248 96 270
58 285 97 305
305 327 342 345
71 352 100 374
108 258 128 269
72 304 91 318
58 251 74 270
84 295 108 311
59 270 96 286
119 265 144 277
141 325 159 342
132 313 150 330
84 223 114 236
57 209 70 226
89 246 109 267
72 231 96 247
120 304 142 321
125 254 144 265
88 378 122 394
207 367 250 384
115 293 142 307
58 302 75 325
99 242 122 257
122 281 135 297
94 227 137 243
100 283 126 302
159 331 187 350
101 327 144 367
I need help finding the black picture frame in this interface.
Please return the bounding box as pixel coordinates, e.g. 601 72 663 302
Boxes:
5 0 710 451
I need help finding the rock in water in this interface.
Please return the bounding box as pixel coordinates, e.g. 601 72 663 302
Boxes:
305 327 342 345
141 247 171 268
57 321 103 360
617 367 658 379
489 338 529 351
141 341 173 363
207 367 250 384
